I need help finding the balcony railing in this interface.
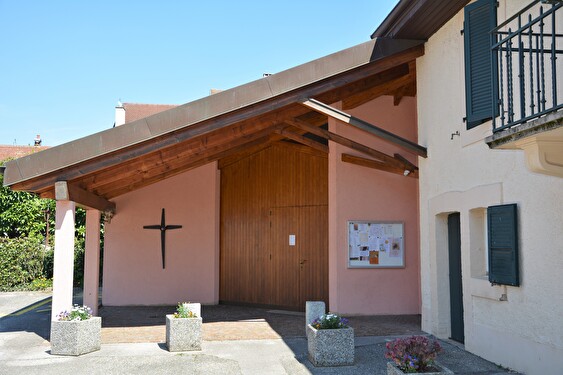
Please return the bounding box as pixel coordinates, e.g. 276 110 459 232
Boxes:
492 0 563 132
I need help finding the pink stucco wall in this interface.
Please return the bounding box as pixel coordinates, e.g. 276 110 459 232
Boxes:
328 95 421 315
102 162 219 306
101 96 419 313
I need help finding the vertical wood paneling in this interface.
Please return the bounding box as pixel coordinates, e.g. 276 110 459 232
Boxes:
298 206 329 309
220 142 328 309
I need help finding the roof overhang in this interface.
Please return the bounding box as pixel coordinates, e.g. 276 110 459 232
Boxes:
372 0 470 40
4 37 426 206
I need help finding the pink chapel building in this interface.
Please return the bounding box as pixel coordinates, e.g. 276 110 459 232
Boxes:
3 38 424 320
4 2 562 373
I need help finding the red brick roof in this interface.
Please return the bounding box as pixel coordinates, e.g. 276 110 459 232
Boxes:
0 145 50 163
123 103 178 124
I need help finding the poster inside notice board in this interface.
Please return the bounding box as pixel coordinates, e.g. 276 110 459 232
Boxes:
348 221 404 268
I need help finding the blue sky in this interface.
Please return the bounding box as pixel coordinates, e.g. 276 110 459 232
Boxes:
0 1 397 146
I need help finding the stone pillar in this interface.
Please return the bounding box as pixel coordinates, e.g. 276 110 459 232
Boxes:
83 209 101 316
51 200 76 321
306 301 326 333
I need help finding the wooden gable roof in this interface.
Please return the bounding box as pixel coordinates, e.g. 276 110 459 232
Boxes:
3 38 425 212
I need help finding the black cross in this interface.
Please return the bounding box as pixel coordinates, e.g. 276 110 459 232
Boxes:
143 208 182 269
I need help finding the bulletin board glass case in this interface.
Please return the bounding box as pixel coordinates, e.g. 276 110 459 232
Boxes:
347 221 405 268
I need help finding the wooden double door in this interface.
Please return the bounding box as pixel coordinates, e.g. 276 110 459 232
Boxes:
219 142 328 310
267 205 328 309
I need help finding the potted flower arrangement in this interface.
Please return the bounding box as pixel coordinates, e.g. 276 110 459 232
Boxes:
166 302 202 352
50 304 101 356
306 313 354 366
385 336 453 374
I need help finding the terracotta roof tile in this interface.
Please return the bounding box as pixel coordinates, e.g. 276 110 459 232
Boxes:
0 145 50 163
123 103 178 124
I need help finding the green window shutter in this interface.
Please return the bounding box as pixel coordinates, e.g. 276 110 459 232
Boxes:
487 204 519 286
464 0 498 129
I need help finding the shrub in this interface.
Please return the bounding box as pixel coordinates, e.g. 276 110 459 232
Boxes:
29 277 53 290
0 236 45 291
385 335 442 373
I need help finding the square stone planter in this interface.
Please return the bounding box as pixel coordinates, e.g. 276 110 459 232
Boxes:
50 316 101 356
166 314 202 352
306 324 354 366
387 361 454 375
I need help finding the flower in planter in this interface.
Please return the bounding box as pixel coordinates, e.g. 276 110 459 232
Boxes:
173 302 198 318
51 304 101 356
310 313 349 329
57 304 93 321
385 336 442 373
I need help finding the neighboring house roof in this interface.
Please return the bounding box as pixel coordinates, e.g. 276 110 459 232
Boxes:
122 103 178 124
0 145 50 163
3 37 425 203
372 0 470 40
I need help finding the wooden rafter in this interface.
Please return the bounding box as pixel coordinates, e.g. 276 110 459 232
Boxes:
218 137 274 169
342 60 417 110
285 118 409 170
311 46 424 107
68 125 281 198
274 127 329 154
54 181 116 212
341 154 418 178
300 98 427 158
96 129 282 196
393 153 418 172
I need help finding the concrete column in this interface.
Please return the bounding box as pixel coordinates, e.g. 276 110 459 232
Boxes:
51 200 76 321
83 209 101 316
306 301 326 334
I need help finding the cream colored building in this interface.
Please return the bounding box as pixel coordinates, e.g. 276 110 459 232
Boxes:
374 0 563 373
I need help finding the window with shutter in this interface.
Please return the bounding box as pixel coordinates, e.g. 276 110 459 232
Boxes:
464 0 498 129
487 204 519 286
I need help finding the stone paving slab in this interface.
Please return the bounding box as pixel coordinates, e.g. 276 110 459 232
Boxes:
0 292 522 374
98 304 423 343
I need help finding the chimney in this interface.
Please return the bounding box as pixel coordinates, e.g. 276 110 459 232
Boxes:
34 135 42 146
115 100 126 126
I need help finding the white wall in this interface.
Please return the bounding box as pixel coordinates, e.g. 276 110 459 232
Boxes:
416 1 563 374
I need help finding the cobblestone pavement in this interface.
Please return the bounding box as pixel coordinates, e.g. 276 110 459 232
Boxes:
99 304 423 343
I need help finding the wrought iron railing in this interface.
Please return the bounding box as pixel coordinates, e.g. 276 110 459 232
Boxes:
492 0 563 132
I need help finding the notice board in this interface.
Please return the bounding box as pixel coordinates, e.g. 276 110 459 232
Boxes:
347 221 404 268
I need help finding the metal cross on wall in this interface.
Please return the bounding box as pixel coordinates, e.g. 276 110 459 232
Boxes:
143 208 182 269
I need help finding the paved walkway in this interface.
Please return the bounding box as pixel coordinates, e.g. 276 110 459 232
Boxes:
99 304 423 343
0 291 520 374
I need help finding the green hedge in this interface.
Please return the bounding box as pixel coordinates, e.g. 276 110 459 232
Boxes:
0 236 46 291
0 236 87 291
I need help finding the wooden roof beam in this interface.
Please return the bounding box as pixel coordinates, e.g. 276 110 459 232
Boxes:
285 118 408 170
91 126 280 197
300 98 427 158
55 181 116 213
342 60 417 110
274 127 329 154
342 154 418 178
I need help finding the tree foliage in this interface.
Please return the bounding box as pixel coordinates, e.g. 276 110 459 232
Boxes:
1 159 90 289
0 171 86 240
